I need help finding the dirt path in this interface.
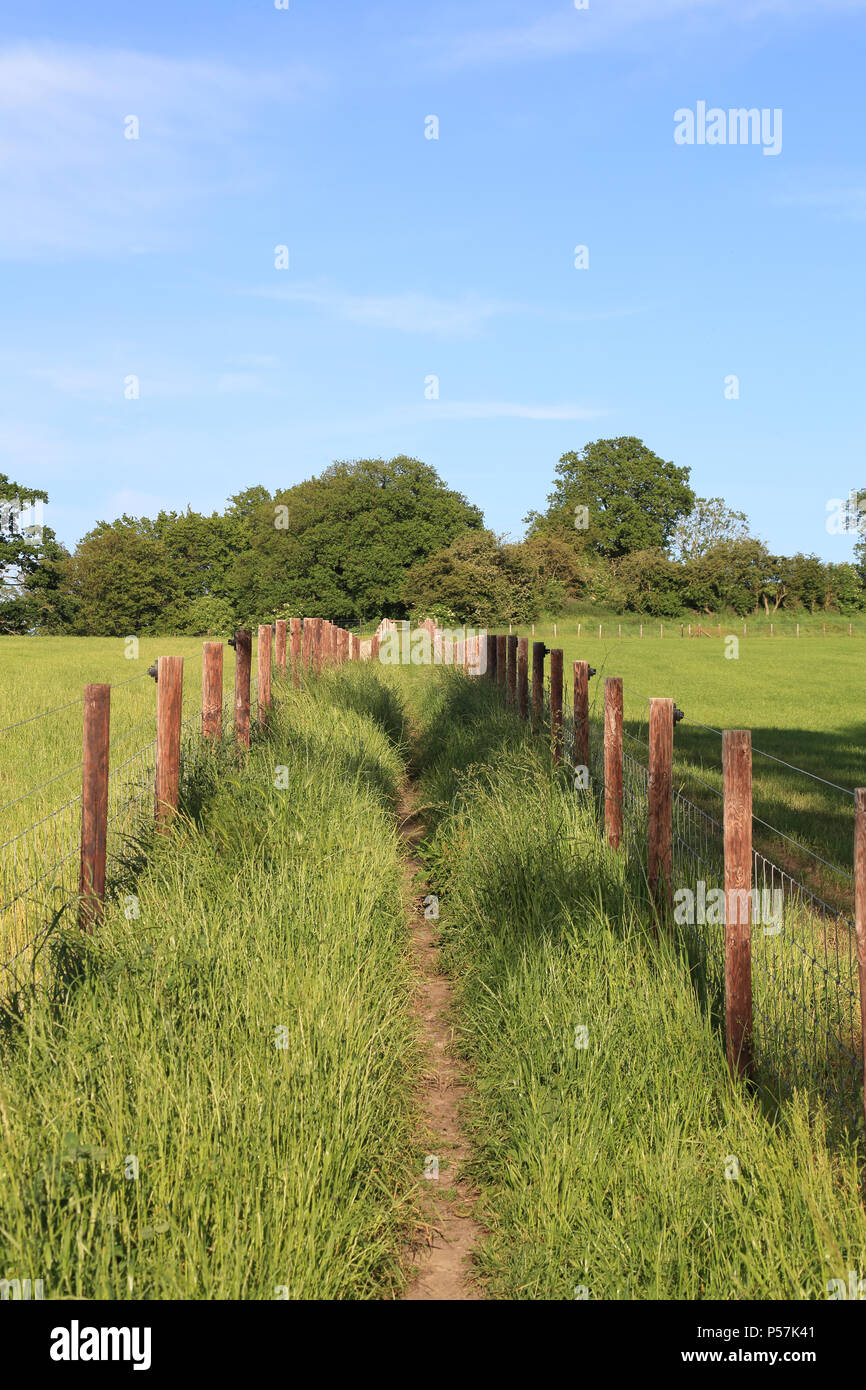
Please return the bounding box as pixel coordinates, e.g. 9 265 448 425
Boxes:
399 785 483 1301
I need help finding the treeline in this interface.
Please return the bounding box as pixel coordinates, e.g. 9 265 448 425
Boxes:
2 440 864 635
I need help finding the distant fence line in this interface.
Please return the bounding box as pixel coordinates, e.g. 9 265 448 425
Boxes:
483 628 866 1140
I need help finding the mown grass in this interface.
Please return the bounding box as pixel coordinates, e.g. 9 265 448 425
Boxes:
0 664 420 1300
411 674 866 1300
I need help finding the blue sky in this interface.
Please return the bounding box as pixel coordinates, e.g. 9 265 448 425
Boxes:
1 0 864 561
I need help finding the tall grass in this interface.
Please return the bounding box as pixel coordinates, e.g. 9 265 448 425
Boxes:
0 666 419 1299
412 675 866 1299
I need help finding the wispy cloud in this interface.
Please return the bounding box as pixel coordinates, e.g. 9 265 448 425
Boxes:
422 401 603 421
774 180 866 221
311 400 607 436
249 282 509 337
0 43 323 258
418 0 866 71
249 280 647 336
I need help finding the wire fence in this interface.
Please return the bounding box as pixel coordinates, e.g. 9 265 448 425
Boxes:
0 674 260 1002
552 667 864 1134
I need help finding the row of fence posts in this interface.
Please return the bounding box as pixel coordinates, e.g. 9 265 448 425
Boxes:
77 616 363 934
486 632 866 1129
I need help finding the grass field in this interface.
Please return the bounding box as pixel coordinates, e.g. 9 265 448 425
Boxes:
506 614 865 890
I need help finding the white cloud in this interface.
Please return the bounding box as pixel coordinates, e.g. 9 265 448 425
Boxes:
421 0 866 70
423 401 603 421
774 182 866 220
249 280 646 335
250 282 509 337
0 43 322 258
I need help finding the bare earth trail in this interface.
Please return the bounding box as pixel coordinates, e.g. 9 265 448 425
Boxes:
398 782 483 1301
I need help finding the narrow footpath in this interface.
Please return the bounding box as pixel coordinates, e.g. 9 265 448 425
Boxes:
398 785 483 1301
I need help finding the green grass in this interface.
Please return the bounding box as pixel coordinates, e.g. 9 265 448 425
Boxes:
499 613 865 889
0 665 420 1299
411 674 866 1299
0 637 258 973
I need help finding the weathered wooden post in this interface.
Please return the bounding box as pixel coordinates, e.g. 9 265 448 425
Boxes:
550 649 563 764
313 617 324 674
506 634 518 708
234 629 252 749
496 635 507 690
274 619 287 676
302 618 313 674
352 633 360 660
488 634 498 683
517 637 529 719
648 698 674 916
202 641 223 740
371 631 380 663
156 656 184 829
604 677 623 849
724 729 753 1080
531 641 546 725
78 683 110 933
573 661 590 774
289 618 302 687
258 625 273 731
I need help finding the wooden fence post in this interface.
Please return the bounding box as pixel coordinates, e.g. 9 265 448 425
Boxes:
488 634 498 683
604 678 623 849
78 683 110 933
352 633 360 660
496 635 507 689
371 632 380 662
202 641 223 740
302 618 313 674
274 619 287 676
550 649 563 765
234 629 251 749
724 730 754 1080
573 661 590 774
506 634 518 708
531 641 546 724
312 617 324 674
156 656 184 829
258 625 273 731
517 637 529 719
289 618 302 687
648 698 674 916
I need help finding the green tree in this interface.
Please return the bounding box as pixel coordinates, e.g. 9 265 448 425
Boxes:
67 520 176 634
616 548 686 618
531 437 695 559
684 538 773 616
403 529 538 626
240 457 482 622
670 496 751 562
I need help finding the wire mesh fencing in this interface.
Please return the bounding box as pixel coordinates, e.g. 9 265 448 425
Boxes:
0 669 262 1002
535 654 863 1133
